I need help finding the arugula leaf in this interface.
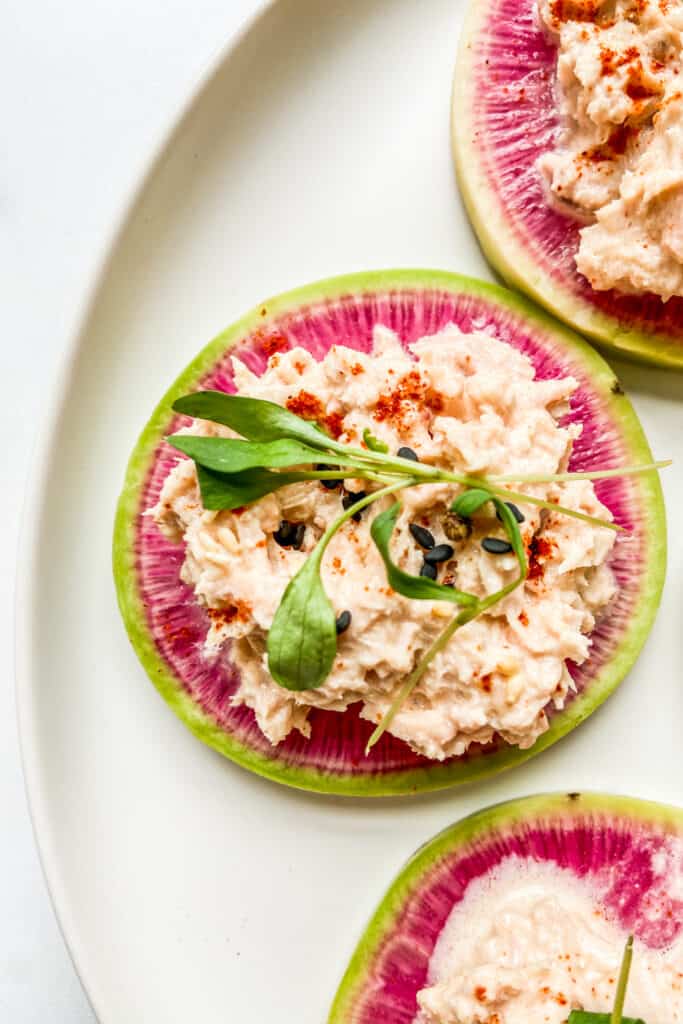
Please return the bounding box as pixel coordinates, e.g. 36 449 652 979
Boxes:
370 504 477 607
267 552 338 692
363 428 389 454
168 435 349 474
195 465 315 511
173 391 343 452
451 487 493 518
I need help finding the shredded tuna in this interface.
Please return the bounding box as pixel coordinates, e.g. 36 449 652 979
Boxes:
538 0 683 299
151 325 616 761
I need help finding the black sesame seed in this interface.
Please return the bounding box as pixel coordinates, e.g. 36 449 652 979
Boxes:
397 446 419 462
335 610 352 635
482 537 513 555
424 543 455 565
342 490 367 522
274 520 306 549
291 523 306 550
420 561 438 580
274 520 293 542
409 523 435 549
496 501 525 525
316 463 342 490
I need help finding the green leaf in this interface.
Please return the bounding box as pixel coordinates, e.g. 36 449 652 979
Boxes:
196 465 312 511
267 553 337 691
492 497 527 580
362 428 389 454
173 391 342 451
370 504 477 607
265 480 410 693
567 936 643 1024
451 487 492 518
168 435 344 474
568 1016 644 1024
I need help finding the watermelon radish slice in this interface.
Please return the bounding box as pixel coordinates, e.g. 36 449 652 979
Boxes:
112 270 665 796
452 1 683 369
328 792 683 1021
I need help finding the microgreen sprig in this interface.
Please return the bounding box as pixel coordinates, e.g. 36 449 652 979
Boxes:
365 488 527 753
568 935 645 1024
168 391 668 703
267 481 412 691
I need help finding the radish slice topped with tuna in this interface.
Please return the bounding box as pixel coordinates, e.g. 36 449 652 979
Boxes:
328 792 683 1022
453 0 683 368
112 270 665 796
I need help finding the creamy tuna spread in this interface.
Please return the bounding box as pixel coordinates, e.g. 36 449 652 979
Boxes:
538 0 683 299
152 326 616 760
417 857 683 1023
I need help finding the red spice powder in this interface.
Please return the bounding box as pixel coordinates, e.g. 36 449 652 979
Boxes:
626 63 663 101
206 600 252 627
351 363 364 376
474 985 488 1003
518 610 529 627
285 390 345 438
373 370 443 429
528 536 555 581
600 46 617 76
583 123 635 162
260 332 289 356
286 390 325 420
550 0 603 23
161 622 194 646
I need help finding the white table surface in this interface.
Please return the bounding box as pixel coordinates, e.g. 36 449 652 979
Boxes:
2 2 261 1018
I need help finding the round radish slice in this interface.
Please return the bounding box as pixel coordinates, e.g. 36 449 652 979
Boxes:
113 270 665 796
452 1 683 368
329 792 683 1022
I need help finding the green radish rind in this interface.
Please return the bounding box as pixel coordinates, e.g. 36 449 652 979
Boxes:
112 269 666 796
328 792 683 1022
452 2 683 369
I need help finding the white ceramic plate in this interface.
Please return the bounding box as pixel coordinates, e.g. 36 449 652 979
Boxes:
16 1 683 1021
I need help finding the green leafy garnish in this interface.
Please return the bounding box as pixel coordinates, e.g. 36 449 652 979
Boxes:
568 935 644 1024
266 482 410 691
173 391 342 451
451 487 494 518
168 389 669 709
370 504 477 607
266 553 338 691
488 461 671 485
363 427 390 453
365 489 527 753
568 1017 644 1024
168 435 341 474
195 465 319 511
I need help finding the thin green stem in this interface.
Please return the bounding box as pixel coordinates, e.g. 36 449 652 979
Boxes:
611 935 634 1024
488 486 625 532
365 494 528 754
309 479 416 569
365 606 470 754
291 468 399 485
487 461 671 485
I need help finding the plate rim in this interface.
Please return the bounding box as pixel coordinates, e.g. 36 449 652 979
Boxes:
13 3 276 1018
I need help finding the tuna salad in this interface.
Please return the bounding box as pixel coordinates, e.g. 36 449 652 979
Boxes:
417 856 683 1023
152 325 616 762
538 0 683 299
